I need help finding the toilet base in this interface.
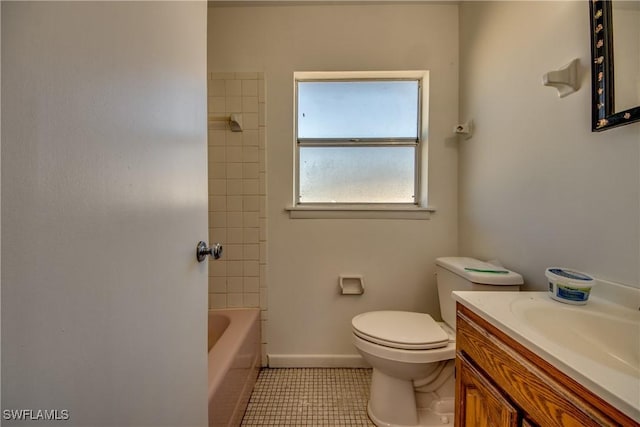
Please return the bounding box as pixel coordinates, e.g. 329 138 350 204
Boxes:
367 369 454 427
369 369 419 425
368 400 453 427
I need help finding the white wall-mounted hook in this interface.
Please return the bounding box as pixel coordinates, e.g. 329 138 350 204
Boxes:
543 58 580 98
454 120 473 139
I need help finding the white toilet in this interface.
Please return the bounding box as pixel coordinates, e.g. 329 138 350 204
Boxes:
352 257 523 427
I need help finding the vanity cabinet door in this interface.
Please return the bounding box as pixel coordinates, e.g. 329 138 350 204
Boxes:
456 353 519 427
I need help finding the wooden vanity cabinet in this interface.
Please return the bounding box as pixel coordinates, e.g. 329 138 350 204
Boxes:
454 303 637 427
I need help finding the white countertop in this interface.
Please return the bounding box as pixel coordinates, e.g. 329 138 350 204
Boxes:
453 290 640 423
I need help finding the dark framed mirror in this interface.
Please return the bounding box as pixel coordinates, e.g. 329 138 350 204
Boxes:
589 0 640 131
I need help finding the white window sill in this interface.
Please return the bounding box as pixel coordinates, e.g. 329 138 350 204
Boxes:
285 205 435 220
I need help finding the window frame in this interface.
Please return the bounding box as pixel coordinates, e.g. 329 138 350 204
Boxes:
294 72 424 207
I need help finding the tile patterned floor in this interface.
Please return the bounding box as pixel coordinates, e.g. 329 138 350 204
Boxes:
241 368 376 426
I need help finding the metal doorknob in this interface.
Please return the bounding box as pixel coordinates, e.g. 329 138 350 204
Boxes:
196 241 223 262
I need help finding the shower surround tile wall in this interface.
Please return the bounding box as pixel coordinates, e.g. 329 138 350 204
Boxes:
208 72 267 363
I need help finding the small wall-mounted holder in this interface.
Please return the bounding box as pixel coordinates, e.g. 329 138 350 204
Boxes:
454 120 473 139
543 58 580 98
208 113 243 132
339 275 364 295
229 113 243 132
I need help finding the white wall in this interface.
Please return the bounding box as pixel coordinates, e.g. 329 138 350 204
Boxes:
459 1 640 290
208 3 459 362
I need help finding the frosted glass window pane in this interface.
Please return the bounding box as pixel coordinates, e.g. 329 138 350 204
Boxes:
297 81 419 139
299 147 415 203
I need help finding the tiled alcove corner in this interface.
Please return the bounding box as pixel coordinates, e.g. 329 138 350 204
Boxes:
207 71 267 365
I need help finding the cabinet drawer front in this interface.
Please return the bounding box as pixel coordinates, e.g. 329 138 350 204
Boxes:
456 308 618 427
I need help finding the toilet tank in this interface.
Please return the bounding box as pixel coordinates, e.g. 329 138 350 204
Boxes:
436 257 523 329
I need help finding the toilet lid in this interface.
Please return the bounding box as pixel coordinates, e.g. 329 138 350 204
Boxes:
352 311 449 350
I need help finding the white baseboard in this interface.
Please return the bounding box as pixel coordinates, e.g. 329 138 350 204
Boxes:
267 354 370 368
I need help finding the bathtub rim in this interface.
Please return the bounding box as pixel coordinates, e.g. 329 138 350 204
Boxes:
207 307 260 402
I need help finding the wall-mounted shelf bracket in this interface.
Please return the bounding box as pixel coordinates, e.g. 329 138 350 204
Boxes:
543 58 580 98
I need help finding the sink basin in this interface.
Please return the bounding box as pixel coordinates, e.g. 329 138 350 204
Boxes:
510 295 640 377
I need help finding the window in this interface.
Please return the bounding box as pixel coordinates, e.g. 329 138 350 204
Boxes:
294 72 426 209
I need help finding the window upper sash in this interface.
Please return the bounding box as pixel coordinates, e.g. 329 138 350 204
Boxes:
297 138 419 146
296 79 421 141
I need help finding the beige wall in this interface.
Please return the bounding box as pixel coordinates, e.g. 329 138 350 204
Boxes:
208 3 459 363
459 1 640 290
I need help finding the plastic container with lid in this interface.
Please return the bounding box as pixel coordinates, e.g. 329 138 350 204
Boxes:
546 267 595 305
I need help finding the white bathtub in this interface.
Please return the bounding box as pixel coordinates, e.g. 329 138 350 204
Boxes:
208 308 261 427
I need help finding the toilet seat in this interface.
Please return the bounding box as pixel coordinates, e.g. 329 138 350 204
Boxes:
352 311 449 350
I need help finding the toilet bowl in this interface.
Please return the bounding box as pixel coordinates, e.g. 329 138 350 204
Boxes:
352 257 523 427
352 311 456 427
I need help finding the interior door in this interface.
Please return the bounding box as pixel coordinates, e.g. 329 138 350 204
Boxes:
2 2 208 425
